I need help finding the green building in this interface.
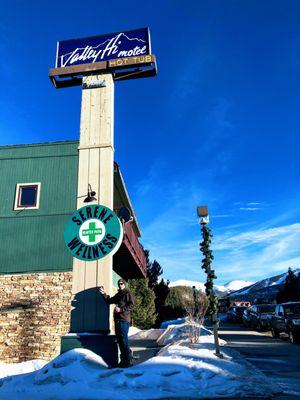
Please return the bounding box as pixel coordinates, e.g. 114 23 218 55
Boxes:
0 141 146 363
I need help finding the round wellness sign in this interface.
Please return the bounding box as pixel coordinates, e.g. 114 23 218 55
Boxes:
64 205 123 261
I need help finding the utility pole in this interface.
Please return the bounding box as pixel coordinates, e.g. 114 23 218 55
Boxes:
197 206 223 358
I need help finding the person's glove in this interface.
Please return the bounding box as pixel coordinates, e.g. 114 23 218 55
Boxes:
98 286 105 294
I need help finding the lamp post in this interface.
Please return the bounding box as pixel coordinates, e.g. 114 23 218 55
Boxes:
197 206 222 358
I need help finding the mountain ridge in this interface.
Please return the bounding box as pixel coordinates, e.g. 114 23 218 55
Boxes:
169 279 254 296
169 268 300 299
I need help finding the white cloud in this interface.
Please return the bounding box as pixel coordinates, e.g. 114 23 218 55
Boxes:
135 164 300 285
213 214 234 218
212 223 300 282
143 218 300 284
213 223 300 251
134 158 166 197
239 207 261 211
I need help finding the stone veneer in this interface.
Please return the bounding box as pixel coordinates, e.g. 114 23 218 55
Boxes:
0 272 73 363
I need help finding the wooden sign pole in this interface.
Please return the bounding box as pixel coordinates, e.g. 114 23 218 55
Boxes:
71 73 114 333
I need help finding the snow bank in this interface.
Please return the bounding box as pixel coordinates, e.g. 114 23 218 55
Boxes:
160 317 187 329
0 323 282 399
129 329 164 341
155 341 281 398
157 322 226 347
0 340 281 399
0 359 47 379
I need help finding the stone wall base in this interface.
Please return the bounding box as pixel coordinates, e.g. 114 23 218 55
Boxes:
0 272 72 363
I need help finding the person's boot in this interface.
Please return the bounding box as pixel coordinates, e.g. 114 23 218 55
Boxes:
117 362 125 368
122 355 133 368
117 355 127 368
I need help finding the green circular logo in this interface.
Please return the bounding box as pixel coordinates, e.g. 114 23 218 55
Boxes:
64 205 123 261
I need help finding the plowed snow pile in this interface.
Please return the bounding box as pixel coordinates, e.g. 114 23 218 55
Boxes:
0 322 281 399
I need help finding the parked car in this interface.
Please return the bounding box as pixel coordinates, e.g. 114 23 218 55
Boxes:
270 302 300 343
242 308 252 327
249 304 276 331
226 306 235 322
227 306 247 323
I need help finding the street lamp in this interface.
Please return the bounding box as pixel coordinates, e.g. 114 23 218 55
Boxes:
197 206 209 225
197 205 222 358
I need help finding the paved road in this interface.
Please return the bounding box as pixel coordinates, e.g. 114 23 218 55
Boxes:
217 321 300 399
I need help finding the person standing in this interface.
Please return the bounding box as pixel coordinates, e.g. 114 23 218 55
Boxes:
99 279 134 368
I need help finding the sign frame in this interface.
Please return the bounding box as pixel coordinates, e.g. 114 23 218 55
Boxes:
49 27 157 88
49 55 157 88
55 27 152 68
64 205 124 261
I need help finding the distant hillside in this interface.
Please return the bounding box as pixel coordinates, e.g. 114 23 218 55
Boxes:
228 268 300 303
169 269 300 303
169 279 254 297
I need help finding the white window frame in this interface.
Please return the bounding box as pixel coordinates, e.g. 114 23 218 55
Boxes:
14 182 41 211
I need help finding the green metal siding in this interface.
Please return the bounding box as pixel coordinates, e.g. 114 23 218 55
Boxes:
0 141 79 274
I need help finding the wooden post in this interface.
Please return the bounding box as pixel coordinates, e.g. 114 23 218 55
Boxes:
71 73 114 333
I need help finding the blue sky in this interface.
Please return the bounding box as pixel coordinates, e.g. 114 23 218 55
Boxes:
1 1 300 285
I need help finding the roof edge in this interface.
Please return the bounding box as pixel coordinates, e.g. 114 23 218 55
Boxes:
0 140 79 149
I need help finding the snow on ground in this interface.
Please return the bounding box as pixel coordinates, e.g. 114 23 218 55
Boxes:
128 326 141 337
0 359 47 379
157 322 226 346
0 323 282 400
129 328 164 341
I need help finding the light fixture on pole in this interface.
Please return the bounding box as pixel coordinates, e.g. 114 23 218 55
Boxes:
197 206 209 225
118 207 133 224
197 205 222 358
83 184 97 203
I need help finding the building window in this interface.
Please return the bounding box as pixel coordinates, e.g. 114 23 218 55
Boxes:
14 183 41 210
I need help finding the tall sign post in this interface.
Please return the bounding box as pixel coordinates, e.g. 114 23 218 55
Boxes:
49 28 156 363
197 206 223 358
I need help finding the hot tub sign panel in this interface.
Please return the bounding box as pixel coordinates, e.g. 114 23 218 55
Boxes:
64 205 123 261
56 28 151 68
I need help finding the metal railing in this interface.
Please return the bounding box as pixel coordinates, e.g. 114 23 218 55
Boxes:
123 222 147 277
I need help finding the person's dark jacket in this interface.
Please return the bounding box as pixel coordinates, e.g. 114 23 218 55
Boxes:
103 288 134 323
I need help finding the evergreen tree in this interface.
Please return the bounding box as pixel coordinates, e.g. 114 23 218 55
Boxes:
147 259 163 289
128 278 156 329
143 247 168 325
163 286 208 322
164 286 187 320
154 278 170 327
143 248 150 270
276 268 300 303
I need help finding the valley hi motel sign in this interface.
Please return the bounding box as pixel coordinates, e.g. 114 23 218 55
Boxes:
50 28 157 261
50 27 157 88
